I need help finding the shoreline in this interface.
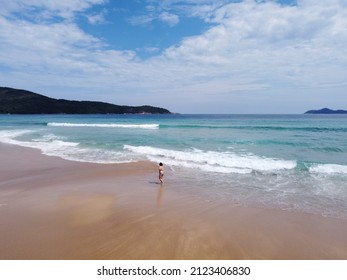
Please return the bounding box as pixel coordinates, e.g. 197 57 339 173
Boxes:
1 143 347 259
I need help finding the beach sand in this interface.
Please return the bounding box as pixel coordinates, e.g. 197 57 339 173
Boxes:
1 143 347 260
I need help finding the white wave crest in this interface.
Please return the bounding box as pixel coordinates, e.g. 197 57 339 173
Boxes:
0 130 132 164
0 130 33 145
310 164 347 175
124 145 297 174
47 122 159 129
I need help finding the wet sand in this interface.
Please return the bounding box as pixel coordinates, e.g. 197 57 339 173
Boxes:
1 143 347 259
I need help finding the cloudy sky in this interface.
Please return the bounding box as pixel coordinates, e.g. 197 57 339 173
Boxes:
1 0 346 113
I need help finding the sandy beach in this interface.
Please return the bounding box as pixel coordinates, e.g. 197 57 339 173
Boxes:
1 143 347 260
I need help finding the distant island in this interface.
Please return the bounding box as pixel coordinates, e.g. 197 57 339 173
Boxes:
305 108 347 114
0 87 171 114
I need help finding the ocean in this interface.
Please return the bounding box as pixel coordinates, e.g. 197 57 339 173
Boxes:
1 114 347 219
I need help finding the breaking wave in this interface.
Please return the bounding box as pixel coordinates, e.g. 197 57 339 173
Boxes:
123 145 297 174
47 122 159 129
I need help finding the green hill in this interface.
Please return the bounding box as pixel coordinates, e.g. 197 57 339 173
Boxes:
0 87 171 114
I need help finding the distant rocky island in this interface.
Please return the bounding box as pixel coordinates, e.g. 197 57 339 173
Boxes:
305 108 347 114
0 87 171 114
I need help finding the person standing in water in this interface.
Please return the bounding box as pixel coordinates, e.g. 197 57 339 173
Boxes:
159 162 164 184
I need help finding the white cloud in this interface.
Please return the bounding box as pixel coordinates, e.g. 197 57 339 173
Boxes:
0 0 108 21
162 1 347 84
129 5 180 27
0 12 136 97
144 0 347 112
128 14 155 26
86 11 107 25
1 0 347 113
159 11 179 26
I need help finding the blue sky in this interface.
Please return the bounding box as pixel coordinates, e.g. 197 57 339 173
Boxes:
0 0 346 113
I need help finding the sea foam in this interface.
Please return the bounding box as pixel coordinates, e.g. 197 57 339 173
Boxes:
47 122 159 129
124 145 297 174
310 164 347 175
0 130 132 164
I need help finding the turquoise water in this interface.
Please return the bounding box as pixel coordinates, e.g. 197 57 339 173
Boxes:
1 114 347 218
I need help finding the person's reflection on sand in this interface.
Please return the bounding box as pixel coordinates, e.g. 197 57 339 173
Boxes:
156 184 164 207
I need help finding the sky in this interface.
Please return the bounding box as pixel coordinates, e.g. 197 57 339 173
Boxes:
0 0 346 113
